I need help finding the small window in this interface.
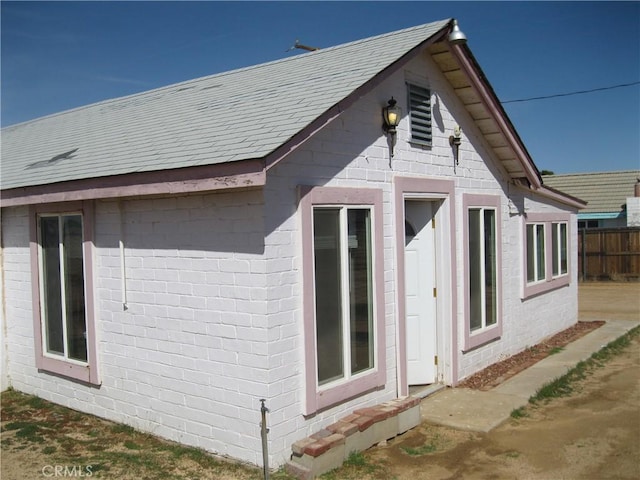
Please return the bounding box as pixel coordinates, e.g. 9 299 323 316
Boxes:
522 213 571 298
578 220 599 229
407 83 431 145
526 224 546 283
552 222 568 277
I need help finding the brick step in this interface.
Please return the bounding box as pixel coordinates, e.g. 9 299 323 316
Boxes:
285 396 422 479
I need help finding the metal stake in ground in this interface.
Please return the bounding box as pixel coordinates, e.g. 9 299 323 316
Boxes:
259 398 270 480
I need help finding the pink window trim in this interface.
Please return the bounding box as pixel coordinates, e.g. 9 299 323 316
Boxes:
299 186 386 415
29 201 100 385
462 194 503 352
393 176 458 391
522 212 571 299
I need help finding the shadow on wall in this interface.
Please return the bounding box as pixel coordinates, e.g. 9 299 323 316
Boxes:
96 188 266 256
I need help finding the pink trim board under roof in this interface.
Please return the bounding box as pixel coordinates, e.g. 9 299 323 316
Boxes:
1 19 583 209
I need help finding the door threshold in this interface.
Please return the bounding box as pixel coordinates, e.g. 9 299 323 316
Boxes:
409 383 445 399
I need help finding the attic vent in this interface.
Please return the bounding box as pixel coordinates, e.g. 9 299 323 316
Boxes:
407 83 432 145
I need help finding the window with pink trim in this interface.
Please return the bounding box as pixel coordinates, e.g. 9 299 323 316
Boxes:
523 213 570 298
463 195 502 351
300 186 385 414
30 202 100 385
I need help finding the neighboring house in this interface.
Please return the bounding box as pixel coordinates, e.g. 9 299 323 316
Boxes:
543 171 640 228
1 19 586 470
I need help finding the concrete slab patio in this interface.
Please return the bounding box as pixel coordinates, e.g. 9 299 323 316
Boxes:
420 318 640 432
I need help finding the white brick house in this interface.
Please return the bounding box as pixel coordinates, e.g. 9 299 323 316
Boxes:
1 19 585 469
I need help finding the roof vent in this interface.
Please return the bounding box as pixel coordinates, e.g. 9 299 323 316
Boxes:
287 39 319 52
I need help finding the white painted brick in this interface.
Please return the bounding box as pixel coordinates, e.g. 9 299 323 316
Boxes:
2 51 580 472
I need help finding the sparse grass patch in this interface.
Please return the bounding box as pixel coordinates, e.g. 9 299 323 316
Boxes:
27 396 47 409
123 440 141 450
510 406 528 419
549 346 564 355
4 421 45 443
530 325 640 404
110 423 135 435
344 451 368 467
320 450 389 479
1 390 281 480
401 442 437 456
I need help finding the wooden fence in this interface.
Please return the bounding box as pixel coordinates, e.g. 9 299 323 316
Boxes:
578 227 640 281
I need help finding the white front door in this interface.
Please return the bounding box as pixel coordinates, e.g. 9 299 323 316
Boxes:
404 200 437 385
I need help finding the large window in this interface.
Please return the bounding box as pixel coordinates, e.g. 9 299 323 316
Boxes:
300 186 385 414
523 213 571 298
30 202 99 384
463 195 502 350
313 208 374 385
38 214 88 362
468 208 498 332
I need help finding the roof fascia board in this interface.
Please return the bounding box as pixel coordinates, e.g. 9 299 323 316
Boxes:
0 159 266 207
513 182 587 210
448 43 542 189
264 23 451 170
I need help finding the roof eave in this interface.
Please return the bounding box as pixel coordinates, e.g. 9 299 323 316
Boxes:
513 182 587 210
447 42 542 189
0 159 266 207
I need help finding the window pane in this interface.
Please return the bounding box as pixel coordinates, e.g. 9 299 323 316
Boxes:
348 209 373 375
63 215 87 362
40 217 64 355
552 223 559 276
560 223 568 274
313 209 344 385
484 210 497 326
526 224 535 283
468 209 482 331
536 225 545 280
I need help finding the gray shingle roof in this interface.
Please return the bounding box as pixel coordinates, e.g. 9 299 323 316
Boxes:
542 170 640 214
1 20 450 191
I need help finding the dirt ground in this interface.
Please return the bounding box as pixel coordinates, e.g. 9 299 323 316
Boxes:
579 281 640 322
348 282 640 480
1 282 639 480
362 331 640 480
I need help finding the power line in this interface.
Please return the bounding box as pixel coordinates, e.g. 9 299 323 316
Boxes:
502 81 640 104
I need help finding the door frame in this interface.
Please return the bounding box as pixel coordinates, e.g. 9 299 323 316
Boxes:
394 177 459 396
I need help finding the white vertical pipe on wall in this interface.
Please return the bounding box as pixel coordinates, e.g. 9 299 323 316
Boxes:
118 201 128 311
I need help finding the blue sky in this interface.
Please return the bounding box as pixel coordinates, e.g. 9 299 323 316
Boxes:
2 1 639 174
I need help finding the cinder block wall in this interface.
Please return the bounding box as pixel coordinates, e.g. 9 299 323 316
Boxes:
1 190 271 466
263 49 579 465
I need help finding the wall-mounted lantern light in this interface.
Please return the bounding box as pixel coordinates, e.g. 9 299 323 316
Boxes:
382 97 402 157
449 125 462 167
